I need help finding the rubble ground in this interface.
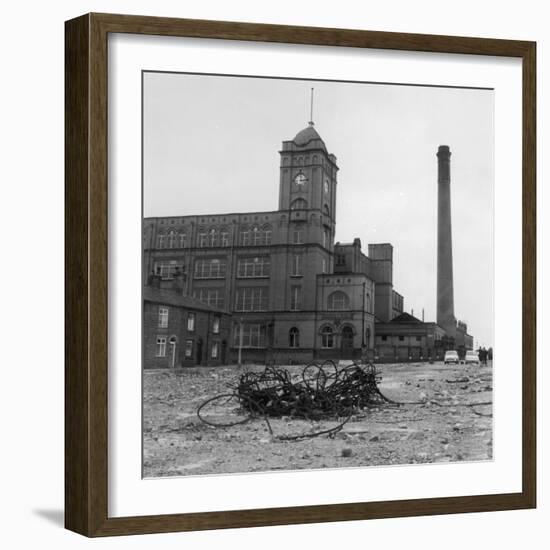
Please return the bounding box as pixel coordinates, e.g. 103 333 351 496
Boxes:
143 361 493 477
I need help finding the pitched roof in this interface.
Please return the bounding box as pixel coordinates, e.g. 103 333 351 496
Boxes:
143 286 227 314
389 312 424 324
293 123 326 148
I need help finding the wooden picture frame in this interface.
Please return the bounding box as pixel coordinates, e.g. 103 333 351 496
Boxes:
65 12 536 537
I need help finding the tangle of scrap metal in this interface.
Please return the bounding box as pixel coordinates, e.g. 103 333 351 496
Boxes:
197 361 397 441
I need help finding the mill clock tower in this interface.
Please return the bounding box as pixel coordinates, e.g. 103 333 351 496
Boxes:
278 121 339 226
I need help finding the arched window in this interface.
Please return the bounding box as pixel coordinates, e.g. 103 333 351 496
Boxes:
220 227 229 247
289 327 300 348
208 228 218 247
167 230 177 249
262 224 272 245
328 291 350 311
239 226 249 245
291 198 308 210
321 326 334 348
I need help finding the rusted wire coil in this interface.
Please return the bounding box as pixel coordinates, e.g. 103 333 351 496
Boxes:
197 361 396 441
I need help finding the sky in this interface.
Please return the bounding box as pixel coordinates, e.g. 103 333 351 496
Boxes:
143 72 494 348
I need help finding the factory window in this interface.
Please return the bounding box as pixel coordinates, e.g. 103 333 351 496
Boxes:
187 313 195 332
157 234 165 249
238 256 270 278
240 225 272 245
291 254 302 276
220 229 229 247
235 288 269 312
321 326 334 348
290 286 302 311
154 261 184 279
381 335 388 342
194 258 227 279
398 335 405 341
156 337 167 357
198 232 208 247
178 233 186 248
158 307 169 328
194 288 225 309
328 291 350 311
233 323 266 348
289 327 300 348
184 339 193 358
167 230 177 249
336 254 346 266
208 228 219 247
291 198 308 210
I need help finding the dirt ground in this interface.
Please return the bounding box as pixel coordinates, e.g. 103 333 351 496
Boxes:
143 361 493 478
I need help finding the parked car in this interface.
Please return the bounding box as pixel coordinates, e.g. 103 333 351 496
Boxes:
464 350 480 365
444 350 459 364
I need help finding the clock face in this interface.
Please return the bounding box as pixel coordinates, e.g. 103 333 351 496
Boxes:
294 173 307 187
324 179 329 194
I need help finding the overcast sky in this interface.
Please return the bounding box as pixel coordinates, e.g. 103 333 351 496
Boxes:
143 72 494 347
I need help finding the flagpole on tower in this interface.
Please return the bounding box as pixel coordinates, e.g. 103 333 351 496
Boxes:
309 87 314 125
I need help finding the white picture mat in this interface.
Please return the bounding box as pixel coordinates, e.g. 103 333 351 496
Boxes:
108 33 523 518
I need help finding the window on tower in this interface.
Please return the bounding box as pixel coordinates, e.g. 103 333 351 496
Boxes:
291 198 308 210
323 228 331 248
292 226 304 244
291 254 302 276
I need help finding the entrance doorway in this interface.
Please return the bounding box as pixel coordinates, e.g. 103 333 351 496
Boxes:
221 340 227 365
340 326 354 359
196 338 203 366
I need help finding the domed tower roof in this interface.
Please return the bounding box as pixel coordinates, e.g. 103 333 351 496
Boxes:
293 122 324 147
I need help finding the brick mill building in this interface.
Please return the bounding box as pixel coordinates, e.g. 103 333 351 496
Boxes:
143 121 472 367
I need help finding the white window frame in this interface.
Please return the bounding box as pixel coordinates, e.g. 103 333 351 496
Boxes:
156 336 167 357
238 256 270 278
158 307 169 328
235 287 268 312
194 258 227 279
321 327 334 348
194 288 225 309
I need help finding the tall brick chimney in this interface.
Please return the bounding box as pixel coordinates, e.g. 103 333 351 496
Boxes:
437 145 456 338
